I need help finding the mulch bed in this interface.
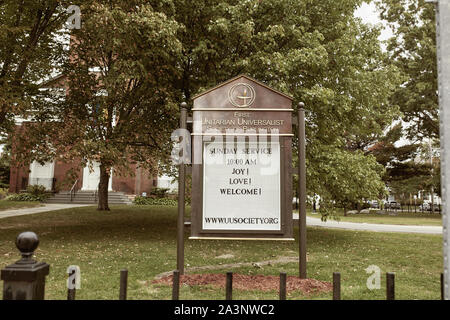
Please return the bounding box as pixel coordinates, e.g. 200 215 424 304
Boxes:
152 273 332 295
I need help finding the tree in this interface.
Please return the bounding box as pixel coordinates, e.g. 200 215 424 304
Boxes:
368 123 437 205
18 0 400 213
0 0 71 135
165 0 400 216
376 0 438 140
309 146 387 217
44 2 181 210
0 136 11 188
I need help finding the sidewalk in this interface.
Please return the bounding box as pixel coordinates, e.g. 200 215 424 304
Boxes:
0 204 91 220
293 213 442 235
1 206 443 234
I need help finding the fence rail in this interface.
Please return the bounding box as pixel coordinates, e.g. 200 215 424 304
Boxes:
0 232 445 300
59 269 444 301
295 201 443 214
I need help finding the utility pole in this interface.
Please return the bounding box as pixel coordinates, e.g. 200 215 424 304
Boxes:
426 0 450 300
430 138 435 213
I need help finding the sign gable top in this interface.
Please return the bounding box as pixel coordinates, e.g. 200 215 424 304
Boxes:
192 75 293 109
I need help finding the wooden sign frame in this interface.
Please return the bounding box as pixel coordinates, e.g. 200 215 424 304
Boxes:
189 75 294 240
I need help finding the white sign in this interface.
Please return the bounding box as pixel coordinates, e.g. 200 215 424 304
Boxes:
202 141 281 231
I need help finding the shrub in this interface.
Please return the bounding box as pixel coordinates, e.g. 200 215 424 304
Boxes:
149 187 170 198
26 185 47 196
0 187 8 200
5 193 48 202
133 196 178 206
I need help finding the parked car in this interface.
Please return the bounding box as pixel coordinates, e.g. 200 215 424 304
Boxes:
370 200 379 209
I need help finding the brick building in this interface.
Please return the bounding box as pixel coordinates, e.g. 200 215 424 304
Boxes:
9 156 162 195
8 73 176 196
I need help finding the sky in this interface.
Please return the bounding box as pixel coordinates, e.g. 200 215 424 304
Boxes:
354 1 394 43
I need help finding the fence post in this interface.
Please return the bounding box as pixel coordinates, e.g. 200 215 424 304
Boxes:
226 272 233 300
442 273 444 300
177 102 187 275
119 269 128 300
333 272 341 300
279 272 287 300
172 270 180 300
386 272 395 300
1 232 50 300
298 103 307 279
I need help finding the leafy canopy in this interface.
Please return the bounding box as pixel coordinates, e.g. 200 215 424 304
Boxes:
15 0 401 213
377 0 438 140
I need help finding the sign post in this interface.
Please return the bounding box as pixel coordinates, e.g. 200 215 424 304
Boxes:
190 75 294 240
177 103 187 274
297 103 307 279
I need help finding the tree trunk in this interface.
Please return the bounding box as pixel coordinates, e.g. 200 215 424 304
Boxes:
431 187 434 213
97 164 110 211
343 205 347 217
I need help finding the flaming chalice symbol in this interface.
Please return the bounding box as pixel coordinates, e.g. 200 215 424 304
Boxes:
237 88 251 107
228 83 255 108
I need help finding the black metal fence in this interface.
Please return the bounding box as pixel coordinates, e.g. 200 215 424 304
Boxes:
1 232 445 300
384 203 442 213
294 200 442 214
64 269 444 301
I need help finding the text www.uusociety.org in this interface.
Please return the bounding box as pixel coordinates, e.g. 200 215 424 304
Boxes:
204 217 279 225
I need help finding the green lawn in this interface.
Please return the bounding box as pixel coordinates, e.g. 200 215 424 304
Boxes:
0 200 44 211
0 205 443 300
305 209 442 226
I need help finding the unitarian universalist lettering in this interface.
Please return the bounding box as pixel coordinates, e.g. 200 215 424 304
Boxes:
202 141 281 231
199 111 288 132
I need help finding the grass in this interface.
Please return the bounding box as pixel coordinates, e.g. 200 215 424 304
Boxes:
0 205 443 300
305 208 442 226
0 200 44 211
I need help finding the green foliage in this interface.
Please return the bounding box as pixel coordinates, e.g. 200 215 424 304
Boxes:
14 1 184 210
0 187 9 200
368 123 440 198
5 192 48 202
13 0 401 214
0 1 72 135
149 187 170 198
133 196 177 206
26 184 48 197
368 124 426 196
0 156 9 189
0 132 11 189
377 0 438 140
5 184 49 201
310 146 388 219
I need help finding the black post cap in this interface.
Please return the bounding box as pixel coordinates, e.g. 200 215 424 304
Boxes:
15 231 39 261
